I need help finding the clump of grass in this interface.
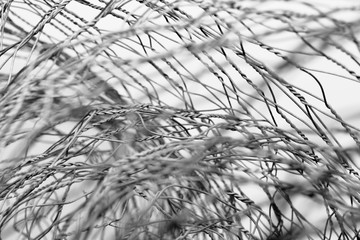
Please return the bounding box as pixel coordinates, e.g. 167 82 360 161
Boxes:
1 0 360 239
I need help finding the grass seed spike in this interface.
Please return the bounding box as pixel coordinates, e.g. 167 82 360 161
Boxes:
1 0 360 239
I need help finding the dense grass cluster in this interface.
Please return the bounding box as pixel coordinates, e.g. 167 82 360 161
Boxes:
1 0 360 239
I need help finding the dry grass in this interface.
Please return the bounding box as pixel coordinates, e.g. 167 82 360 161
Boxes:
1 0 360 239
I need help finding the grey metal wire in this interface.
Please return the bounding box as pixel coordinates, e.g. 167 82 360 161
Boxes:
1 1 360 239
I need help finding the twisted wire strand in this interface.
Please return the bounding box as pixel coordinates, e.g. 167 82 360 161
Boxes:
1 1 360 239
